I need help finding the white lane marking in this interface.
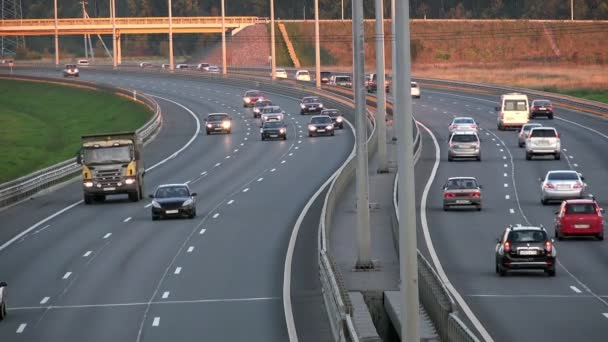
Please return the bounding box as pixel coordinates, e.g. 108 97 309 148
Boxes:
201 171 207 176
162 292 170 299
509 209 515 214
418 123 494 341
556 116 608 140
288 153 294 156
486 132 490 136
199 228 206 235
212 213 220 219
257 177 264 182
40 297 50 304
492 138 496 141
152 317 160 327
184 180 191 185
244 137 248 141
496 143 500 146
570 286 582 294
603 313 608 319
563 148 568 152
234 149 239 153
505 195 510 200
187 246 194 253
298 140 302 144
16 324 27 334
243 188 249 193
214 162 221 167
174 267 182 275
281 160 286 164
504 173 508 177
569 155 574 159
123 217 132 223
144 203 153 208
270 168 276 172
295 146 299 150
500 149 504 152
504 164 508 167
62 272 72 280
574 163 578 167
83 251 92 257
226 156 231 159
502 156 507 160
240 143 245 146
103 233 112 239
504 184 509 188
227 200 234 205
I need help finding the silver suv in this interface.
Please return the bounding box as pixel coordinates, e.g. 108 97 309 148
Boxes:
448 131 481 161
525 127 560 160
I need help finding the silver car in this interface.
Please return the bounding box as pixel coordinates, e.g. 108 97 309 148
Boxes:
540 170 586 205
448 131 481 161
526 127 561 160
0 281 7 320
449 117 479 135
260 106 285 124
442 177 482 211
518 123 542 147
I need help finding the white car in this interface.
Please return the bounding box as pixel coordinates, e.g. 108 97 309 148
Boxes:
449 117 479 135
197 63 210 70
207 65 220 73
0 281 7 320
295 70 311 82
260 106 285 123
411 82 421 98
525 127 561 160
139 62 153 68
77 59 90 66
176 64 190 69
274 68 288 79
540 170 586 205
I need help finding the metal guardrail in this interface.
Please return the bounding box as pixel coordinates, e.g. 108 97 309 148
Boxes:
0 16 263 26
0 75 161 208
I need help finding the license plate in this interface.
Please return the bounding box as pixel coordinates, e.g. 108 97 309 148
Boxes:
165 210 179 214
537 140 549 145
574 224 590 229
103 187 115 191
519 250 538 256
455 200 470 204
318 129 326 133
270 135 278 138
215 127 223 130
557 185 570 190
539 107 546 110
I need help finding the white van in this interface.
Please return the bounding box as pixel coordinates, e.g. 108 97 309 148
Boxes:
295 70 311 82
496 93 529 130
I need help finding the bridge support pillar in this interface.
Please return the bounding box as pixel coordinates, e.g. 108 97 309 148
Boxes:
116 33 122 65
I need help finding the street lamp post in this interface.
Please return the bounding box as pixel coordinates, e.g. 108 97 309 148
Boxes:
374 0 388 173
221 0 227 75
111 0 116 68
168 0 174 71
314 0 321 88
270 0 276 80
571 0 574 20
54 0 59 67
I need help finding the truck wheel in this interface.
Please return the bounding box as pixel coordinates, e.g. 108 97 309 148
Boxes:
84 194 93 205
139 185 144 200
526 152 532 160
129 191 139 202
554 153 561 160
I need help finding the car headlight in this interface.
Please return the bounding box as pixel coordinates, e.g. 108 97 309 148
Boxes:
326 125 334 130
244 97 251 103
336 117 343 122
222 121 231 129
182 199 193 206
254 108 259 113
152 200 161 208
280 128 286 134
308 125 316 131
207 123 213 128
125 178 136 185
300 104 306 109
319 104 324 108
83 181 93 187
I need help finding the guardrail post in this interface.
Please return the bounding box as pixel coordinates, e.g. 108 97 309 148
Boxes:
133 90 137 100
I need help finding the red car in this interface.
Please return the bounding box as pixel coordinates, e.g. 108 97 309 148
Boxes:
554 199 605 240
243 90 264 108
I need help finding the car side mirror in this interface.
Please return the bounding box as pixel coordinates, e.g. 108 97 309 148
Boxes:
0 281 7 287
148 194 154 199
496 237 501 243
495 106 500 111
191 192 197 196
601 208 605 214
554 211 559 215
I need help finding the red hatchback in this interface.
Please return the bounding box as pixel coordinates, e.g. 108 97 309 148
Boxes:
554 199 605 240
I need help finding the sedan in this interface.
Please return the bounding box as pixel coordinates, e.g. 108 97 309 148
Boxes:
530 99 554 119
274 68 288 79
208 65 220 73
243 90 264 107
261 120 288 140
448 117 479 135
540 170 586 205
442 177 482 211
205 113 232 134
321 109 344 129
300 96 324 114
149 184 197 220
308 115 335 137
253 100 273 118
0 281 7 320
517 123 542 147
495 225 556 277
139 62 153 68
554 198 605 240
259 106 285 123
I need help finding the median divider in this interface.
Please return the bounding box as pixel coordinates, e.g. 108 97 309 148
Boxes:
0 74 161 208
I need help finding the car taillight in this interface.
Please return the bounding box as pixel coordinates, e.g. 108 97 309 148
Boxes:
531 106 537 111
471 191 481 198
545 241 553 253
547 106 553 111
444 193 456 198
573 183 583 189
545 183 555 189
556 133 560 138
471 125 478 129
449 125 455 130
448 142 455 148
504 241 511 253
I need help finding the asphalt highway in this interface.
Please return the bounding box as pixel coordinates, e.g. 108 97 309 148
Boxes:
0 68 353 341
412 88 608 341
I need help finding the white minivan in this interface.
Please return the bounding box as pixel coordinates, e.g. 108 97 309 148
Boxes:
496 93 529 130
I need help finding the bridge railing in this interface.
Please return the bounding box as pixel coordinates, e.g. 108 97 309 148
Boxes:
0 16 264 27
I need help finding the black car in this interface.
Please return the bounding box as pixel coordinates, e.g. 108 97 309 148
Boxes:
0 281 7 320
320 71 332 84
149 184 197 220
530 99 554 119
321 109 344 129
261 120 287 141
300 96 324 114
243 90 264 108
495 225 556 277
308 115 335 137
205 113 232 135
253 100 273 118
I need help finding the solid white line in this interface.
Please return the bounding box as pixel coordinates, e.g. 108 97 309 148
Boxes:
174 267 182 275
83 251 92 257
62 272 72 280
603 313 608 319
103 233 112 239
212 213 220 219
40 297 50 304
187 246 194 253
570 286 582 294
509 208 515 214
162 292 170 299
199 228 206 235
184 180 191 184
152 317 160 327
257 178 264 182
243 188 249 193
123 217 132 223
227 200 234 205
16 324 27 334
270 168 276 172
418 123 494 341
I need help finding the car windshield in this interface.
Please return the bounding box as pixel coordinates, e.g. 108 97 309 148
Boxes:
504 100 528 111
298 71 310 76
83 145 132 164
547 172 579 181
454 118 474 124
451 134 478 143
256 101 272 107
303 98 318 103
508 230 547 243
446 179 478 189
324 111 339 117
534 101 551 107
530 129 557 138
245 91 260 97
311 117 331 124
264 122 283 128
523 124 542 132
155 186 189 198
566 203 596 214
66 65 76 69
208 115 228 121
262 107 281 113
411 83 418 88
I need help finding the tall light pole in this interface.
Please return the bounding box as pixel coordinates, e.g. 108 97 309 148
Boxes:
374 0 388 173
54 0 59 67
353 0 372 269
571 0 574 20
168 0 174 71
341 0 344 20
389 0 397 142
395 0 420 340
314 0 321 88
221 0 227 74
111 0 116 68
270 0 276 80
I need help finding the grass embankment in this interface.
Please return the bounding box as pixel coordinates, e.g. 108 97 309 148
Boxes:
0 79 151 183
271 24 294 67
283 22 336 67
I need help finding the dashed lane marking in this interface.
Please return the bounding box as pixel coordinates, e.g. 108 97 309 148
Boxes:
123 217 132 223
213 213 220 219
570 286 582 294
40 297 50 304
152 317 160 327
174 267 182 275
162 292 170 299
187 246 194 253
16 324 27 334
199 228 206 235
83 251 92 257
62 272 72 280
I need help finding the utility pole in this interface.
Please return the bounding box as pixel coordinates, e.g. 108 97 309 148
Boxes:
389 0 397 142
168 0 174 71
314 0 321 88
111 0 116 68
270 0 276 80
221 0 227 74
571 0 574 20
54 0 59 67
341 0 344 20
375 0 388 173
395 0 420 340
353 0 372 269
81 0 88 59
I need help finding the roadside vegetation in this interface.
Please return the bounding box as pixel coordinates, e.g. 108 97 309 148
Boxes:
0 79 151 183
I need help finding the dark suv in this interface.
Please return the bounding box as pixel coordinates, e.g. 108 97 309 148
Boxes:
321 109 344 129
495 225 556 277
300 96 324 115
530 99 554 119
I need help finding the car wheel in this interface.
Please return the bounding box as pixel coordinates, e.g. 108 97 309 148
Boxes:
206 130 210 135
448 156 453 162
497 124 503 131
84 194 93 205
554 153 561 160
309 133 313 137
525 152 532 160
549 114 554 120
129 191 139 202
518 142 524 148
0 302 6 320
556 229 563 241
541 197 548 205
227 129 231 134
498 266 507 277
261 135 265 141
546 267 556 277
476 205 482 211
300 111 305 115
476 155 481 161
283 136 287 141
443 204 449 211
331 132 335 136
597 233 604 241
152 214 159 221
